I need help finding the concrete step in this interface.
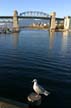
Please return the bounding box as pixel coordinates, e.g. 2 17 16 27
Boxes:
0 97 28 108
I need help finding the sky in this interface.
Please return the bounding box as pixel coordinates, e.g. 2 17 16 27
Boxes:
0 0 71 17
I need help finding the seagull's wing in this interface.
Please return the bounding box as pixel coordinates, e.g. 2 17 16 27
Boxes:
36 84 46 93
36 84 50 96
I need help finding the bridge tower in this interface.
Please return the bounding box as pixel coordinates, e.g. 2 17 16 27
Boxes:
13 10 19 32
64 16 71 31
50 12 56 31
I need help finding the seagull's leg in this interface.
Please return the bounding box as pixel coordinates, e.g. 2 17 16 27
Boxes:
35 93 39 97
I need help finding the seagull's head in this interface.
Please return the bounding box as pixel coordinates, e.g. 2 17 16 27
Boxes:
32 79 37 83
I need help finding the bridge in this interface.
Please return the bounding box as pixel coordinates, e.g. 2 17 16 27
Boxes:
19 11 63 21
0 10 64 31
0 11 63 20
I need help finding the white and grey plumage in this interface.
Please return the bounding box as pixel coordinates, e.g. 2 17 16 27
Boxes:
32 79 50 96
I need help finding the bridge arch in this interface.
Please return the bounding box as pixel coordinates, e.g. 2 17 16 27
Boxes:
19 11 50 18
19 11 56 30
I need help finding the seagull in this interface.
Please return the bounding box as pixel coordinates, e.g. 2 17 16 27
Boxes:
32 79 50 96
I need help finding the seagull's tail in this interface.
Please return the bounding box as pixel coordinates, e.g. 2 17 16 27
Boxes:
44 90 50 96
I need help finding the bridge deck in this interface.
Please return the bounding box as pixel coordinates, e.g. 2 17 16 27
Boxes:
0 16 64 20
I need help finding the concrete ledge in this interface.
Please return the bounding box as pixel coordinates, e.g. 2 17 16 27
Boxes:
0 97 28 108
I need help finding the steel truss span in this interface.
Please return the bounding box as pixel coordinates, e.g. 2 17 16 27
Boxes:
19 11 49 18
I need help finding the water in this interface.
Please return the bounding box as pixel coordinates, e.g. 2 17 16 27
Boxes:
0 30 71 108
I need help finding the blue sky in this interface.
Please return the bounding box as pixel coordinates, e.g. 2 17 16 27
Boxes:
0 0 71 17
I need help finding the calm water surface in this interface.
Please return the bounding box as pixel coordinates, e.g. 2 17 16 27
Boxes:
0 30 71 108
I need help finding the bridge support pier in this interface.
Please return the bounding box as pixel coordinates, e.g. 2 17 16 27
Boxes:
64 16 71 31
50 12 56 31
13 10 19 32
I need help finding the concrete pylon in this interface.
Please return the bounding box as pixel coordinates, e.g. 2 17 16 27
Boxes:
64 16 70 31
50 12 56 31
13 10 19 32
